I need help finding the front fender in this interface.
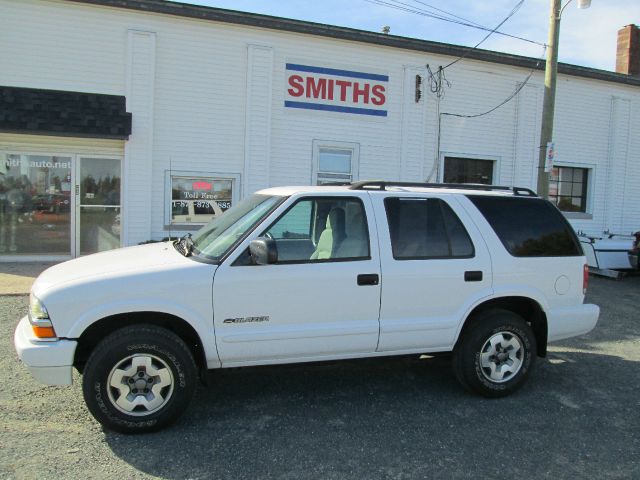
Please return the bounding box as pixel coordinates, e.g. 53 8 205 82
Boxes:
65 299 219 368
34 258 219 367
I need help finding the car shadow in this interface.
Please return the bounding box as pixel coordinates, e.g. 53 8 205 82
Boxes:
103 350 639 479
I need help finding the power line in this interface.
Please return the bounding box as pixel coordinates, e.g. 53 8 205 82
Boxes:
404 0 487 28
392 0 537 105
440 45 546 118
367 0 547 177
442 0 525 69
426 64 450 96
376 0 539 46
425 45 547 181
365 0 544 47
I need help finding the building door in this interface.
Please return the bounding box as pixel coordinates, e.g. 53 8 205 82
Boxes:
75 157 122 256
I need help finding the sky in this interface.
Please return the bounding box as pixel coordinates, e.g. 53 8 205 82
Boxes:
168 0 639 72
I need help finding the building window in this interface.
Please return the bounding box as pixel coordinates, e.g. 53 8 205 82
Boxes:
443 156 494 185
549 166 589 213
313 141 359 185
1 153 72 256
165 172 239 227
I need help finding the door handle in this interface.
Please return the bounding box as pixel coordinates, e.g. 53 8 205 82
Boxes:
357 274 379 286
464 271 483 282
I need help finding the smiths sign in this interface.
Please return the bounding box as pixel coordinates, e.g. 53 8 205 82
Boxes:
285 63 388 117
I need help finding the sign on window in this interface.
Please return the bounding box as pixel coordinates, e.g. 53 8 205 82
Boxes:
170 176 233 225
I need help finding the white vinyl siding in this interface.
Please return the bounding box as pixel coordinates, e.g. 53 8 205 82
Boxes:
1 0 639 250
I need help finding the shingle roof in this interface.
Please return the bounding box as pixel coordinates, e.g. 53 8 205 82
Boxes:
0 86 132 139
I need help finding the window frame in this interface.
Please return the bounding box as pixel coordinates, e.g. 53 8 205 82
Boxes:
164 170 241 229
312 140 360 185
467 195 583 258
440 153 499 185
0 150 77 259
548 164 593 216
384 197 476 261
260 195 371 265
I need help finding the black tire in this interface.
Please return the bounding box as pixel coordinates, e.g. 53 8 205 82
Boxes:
82 324 197 433
452 309 536 398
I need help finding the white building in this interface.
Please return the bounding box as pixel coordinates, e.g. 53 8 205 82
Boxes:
1 0 639 260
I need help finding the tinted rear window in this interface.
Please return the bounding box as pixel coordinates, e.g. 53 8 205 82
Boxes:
468 196 582 257
385 198 474 259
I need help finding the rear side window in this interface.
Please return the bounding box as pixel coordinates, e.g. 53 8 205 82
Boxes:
468 196 582 257
385 198 474 260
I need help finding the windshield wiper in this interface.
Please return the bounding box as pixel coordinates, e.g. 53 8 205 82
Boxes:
174 233 194 257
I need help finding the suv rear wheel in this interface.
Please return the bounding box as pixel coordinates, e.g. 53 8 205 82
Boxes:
82 324 197 433
452 309 536 397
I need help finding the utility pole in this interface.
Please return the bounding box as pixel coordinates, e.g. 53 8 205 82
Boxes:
536 0 561 199
536 0 591 198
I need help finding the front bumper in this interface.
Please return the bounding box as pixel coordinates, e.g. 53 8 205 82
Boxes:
13 316 77 385
547 303 600 343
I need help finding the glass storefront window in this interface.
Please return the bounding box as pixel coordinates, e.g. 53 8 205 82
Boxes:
170 175 234 225
0 154 72 255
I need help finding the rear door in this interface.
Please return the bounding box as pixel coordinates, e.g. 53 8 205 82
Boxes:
212 193 381 365
373 193 493 352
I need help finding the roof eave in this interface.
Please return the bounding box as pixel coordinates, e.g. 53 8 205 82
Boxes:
66 0 640 87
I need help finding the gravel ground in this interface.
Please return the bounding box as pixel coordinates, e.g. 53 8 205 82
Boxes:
1 276 639 479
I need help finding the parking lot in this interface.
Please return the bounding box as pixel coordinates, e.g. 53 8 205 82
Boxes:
1 275 639 479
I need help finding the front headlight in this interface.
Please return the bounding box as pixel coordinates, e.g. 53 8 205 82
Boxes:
29 293 50 320
29 294 57 340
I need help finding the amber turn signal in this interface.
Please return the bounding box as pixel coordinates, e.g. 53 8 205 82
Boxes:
32 325 57 339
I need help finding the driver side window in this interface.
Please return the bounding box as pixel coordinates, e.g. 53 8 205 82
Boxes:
264 197 370 263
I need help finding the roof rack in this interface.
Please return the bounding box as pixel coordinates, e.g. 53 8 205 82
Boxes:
348 180 538 197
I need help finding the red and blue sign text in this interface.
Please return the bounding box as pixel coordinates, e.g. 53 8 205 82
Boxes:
285 64 388 117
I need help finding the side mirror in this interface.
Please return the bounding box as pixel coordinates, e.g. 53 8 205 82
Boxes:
249 237 278 265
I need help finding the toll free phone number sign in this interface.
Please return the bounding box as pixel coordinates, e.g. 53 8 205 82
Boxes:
285 63 388 117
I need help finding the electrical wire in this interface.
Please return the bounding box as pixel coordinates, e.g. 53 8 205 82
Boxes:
365 0 545 47
426 64 450 97
400 0 487 28
380 0 540 111
441 45 546 119
424 45 547 182
369 0 547 180
442 0 525 69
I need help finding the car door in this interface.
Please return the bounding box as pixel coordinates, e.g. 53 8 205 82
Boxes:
373 193 493 352
212 193 381 366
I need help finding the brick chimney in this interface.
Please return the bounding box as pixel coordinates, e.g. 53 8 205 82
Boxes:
616 25 640 77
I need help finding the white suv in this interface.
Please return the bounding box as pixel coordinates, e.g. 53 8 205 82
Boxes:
14 181 600 433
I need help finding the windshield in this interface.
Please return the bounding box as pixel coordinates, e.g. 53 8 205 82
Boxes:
190 194 283 261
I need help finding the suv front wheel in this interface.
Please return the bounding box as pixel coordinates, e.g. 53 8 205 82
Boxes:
452 309 536 397
82 324 197 433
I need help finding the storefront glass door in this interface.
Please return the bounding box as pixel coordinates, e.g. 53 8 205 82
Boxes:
76 157 121 256
0 154 73 256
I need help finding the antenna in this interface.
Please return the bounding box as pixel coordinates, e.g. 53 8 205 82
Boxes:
169 156 173 242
